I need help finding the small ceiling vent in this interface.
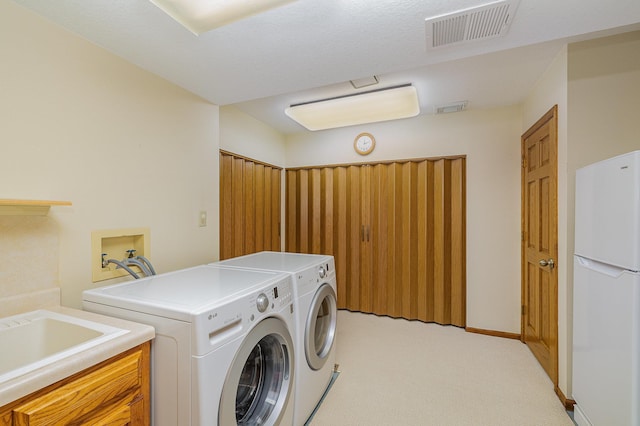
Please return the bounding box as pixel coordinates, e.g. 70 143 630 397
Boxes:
425 0 519 49
350 76 379 89
435 101 468 114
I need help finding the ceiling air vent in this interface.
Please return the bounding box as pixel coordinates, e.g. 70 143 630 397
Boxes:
425 0 520 49
435 101 468 114
350 76 379 89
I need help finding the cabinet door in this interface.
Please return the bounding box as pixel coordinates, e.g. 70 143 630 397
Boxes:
12 351 143 426
75 400 132 426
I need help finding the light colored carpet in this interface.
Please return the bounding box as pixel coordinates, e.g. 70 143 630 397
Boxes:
309 310 573 426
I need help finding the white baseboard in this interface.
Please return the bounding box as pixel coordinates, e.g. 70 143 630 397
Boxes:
573 404 592 426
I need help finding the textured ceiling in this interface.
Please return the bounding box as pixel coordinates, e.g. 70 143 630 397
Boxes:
12 0 640 133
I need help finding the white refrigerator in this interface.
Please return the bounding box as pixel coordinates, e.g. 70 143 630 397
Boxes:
573 150 640 426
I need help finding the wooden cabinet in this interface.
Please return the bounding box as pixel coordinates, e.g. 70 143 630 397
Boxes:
0 342 150 426
286 157 466 326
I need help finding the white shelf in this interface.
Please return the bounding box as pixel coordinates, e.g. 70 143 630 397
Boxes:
0 199 72 216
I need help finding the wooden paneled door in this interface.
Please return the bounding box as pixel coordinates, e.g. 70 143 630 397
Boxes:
286 157 466 326
220 151 282 260
521 105 558 386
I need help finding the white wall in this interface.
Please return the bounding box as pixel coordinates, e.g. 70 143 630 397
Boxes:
286 106 524 333
220 106 287 168
568 31 640 169
522 46 570 395
0 2 220 308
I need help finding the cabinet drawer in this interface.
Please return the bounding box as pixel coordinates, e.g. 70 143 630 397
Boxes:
91 403 130 426
12 350 142 426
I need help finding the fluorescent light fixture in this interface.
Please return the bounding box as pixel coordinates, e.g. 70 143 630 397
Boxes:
150 0 296 34
285 85 420 131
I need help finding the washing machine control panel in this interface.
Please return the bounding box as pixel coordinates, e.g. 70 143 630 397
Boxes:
251 278 293 315
193 275 293 356
256 293 269 312
318 266 326 278
271 281 293 309
319 259 335 279
296 258 337 295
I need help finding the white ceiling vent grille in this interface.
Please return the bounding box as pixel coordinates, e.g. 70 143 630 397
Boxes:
435 101 468 114
425 0 519 49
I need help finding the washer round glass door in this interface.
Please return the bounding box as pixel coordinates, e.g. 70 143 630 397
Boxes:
305 282 337 370
219 317 295 425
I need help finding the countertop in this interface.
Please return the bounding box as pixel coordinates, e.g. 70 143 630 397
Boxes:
0 306 155 407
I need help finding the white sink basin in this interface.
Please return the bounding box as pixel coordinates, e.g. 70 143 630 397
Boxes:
0 310 129 384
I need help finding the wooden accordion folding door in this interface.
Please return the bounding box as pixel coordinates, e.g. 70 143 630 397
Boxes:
219 151 282 260
286 156 466 326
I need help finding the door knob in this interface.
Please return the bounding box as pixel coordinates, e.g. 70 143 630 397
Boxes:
539 258 555 269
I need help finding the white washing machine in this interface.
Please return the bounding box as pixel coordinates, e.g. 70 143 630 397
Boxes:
216 251 337 426
82 265 296 426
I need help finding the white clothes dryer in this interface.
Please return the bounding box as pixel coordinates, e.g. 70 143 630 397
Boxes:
82 265 296 426
216 251 337 426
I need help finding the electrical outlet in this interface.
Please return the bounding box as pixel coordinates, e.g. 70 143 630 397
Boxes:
199 210 207 227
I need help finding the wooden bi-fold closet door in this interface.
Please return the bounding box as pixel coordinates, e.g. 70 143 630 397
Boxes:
220 151 282 260
285 156 466 326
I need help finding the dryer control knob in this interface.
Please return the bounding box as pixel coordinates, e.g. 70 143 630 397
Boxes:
318 266 326 279
256 293 269 313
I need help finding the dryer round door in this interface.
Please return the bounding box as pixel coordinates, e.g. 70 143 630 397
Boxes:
219 317 295 425
305 282 337 370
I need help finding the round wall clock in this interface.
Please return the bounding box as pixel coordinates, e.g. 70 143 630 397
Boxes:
354 132 376 155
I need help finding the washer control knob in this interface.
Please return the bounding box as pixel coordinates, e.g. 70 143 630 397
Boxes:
256 293 269 313
318 266 326 279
